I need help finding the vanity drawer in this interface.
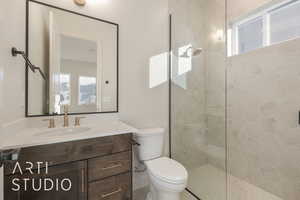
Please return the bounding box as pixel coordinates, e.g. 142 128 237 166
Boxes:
4 134 132 175
88 151 131 181
89 173 131 200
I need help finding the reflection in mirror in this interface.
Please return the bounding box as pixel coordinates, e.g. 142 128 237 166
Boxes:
27 1 118 116
227 0 300 56
54 36 98 114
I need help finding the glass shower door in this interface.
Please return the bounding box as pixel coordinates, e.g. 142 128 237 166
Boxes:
169 0 227 199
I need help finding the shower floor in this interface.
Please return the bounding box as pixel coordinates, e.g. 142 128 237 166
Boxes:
133 164 282 200
187 164 282 200
181 190 198 200
133 185 200 200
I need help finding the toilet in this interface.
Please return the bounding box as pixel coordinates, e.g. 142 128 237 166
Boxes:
134 128 188 200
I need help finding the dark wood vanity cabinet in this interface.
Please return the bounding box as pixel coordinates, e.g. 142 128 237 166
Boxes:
4 133 132 200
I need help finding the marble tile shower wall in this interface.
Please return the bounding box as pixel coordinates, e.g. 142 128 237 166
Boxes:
170 0 208 169
170 0 226 171
203 0 226 170
227 0 300 199
227 38 300 200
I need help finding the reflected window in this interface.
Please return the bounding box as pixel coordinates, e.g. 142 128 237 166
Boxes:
79 76 96 105
54 74 70 114
229 0 300 56
59 74 71 105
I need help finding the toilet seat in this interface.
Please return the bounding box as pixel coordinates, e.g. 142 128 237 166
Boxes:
145 157 188 184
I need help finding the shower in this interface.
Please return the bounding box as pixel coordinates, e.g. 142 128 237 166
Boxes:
170 0 300 200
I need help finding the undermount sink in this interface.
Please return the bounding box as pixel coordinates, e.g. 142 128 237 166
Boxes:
34 127 91 137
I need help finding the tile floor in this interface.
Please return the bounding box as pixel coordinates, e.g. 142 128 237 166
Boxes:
187 164 282 200
133 187 198 200
133 164 282 200
181 190 199 200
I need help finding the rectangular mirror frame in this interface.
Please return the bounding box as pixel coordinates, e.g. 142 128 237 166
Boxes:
25 0 119 117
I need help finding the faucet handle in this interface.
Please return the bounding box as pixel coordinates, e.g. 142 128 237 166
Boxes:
74 117 86 127
43 118 55 128
63 105 69 113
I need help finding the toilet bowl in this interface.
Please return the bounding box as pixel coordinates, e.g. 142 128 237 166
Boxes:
134 129 188 200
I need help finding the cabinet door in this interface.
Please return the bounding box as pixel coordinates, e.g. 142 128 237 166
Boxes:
4 161 87 200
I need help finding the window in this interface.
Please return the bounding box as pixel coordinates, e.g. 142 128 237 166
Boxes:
238 17 264 54
270 1 300 44
229 0 300 56
78 76 96 105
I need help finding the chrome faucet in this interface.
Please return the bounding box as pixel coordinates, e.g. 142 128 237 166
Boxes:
63 105 69 127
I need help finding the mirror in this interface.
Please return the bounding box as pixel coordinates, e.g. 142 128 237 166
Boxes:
27 0 118 116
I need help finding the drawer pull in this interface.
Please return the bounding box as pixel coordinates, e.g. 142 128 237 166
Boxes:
81 169 85 193
102 163 122 170
101 188 122 198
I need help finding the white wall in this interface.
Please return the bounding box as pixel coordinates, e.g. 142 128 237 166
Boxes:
0 0 27 124
28 4 49 114
0 0 169 193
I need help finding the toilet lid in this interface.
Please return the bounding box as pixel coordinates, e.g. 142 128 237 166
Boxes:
146 157 188 184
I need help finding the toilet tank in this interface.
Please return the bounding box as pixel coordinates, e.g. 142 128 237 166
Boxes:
134 128 164 161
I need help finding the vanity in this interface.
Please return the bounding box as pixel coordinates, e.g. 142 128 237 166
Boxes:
1 120 136 200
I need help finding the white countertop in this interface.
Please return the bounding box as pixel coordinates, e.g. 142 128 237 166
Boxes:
0 117 138 150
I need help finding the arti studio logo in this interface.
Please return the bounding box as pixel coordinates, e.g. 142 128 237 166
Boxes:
11 162 72 192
